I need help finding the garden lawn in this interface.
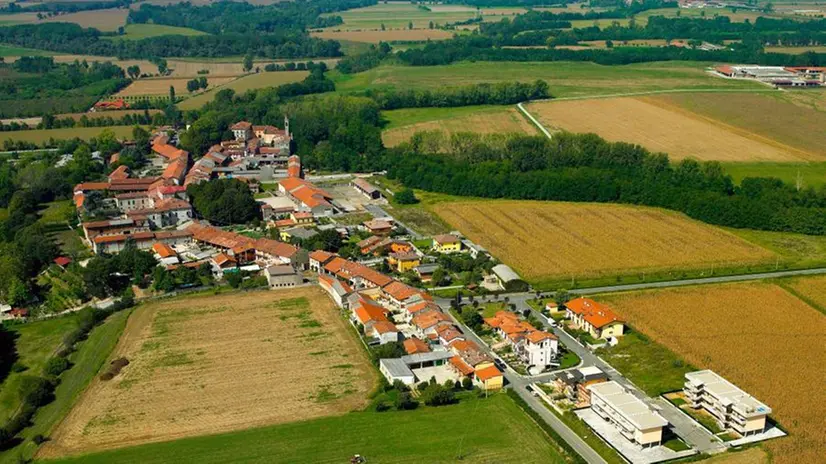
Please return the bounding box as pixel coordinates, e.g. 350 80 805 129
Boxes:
43 394 571 464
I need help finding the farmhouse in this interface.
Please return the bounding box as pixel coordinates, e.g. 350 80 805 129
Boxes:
363 218 394 236
352 178 382 200
565 297 625 340
588 381 668 448
318 274 353 308
684 370 771 436
387 252 420 273
432 234 462 253
278 177 336 216
403 337 431 355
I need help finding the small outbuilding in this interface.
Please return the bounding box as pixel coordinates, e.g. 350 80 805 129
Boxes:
265 265 303 289
491 264 528 292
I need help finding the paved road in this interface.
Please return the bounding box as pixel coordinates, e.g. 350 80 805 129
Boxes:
442 308 608 464
510 298 725 455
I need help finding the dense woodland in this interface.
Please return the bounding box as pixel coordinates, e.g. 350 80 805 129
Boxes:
366 80 550 110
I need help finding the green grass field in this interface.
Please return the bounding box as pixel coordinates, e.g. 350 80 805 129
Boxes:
44 394 571 464
722 162 826 189
0 316 78 424
6 310 131 464
0 126 136 145
177 71 309 110
594 329 694 397
108 24 207 40
319 2 522 30
727 227 826 269
382 105 516 130
0 45 58 57
331 61 764 98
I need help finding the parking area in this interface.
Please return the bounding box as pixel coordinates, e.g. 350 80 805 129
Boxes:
412 365 461 386
575 409 696 464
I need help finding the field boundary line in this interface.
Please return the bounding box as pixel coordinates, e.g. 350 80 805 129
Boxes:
516 102 553 139
529 88 778 104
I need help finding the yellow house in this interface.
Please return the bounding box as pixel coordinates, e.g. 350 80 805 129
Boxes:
475 364 504 391
565 297 625 340
432 234 462 253
388 252 420 273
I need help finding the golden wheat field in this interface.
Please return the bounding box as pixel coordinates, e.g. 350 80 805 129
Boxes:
526 97 818 162
432 200 775 281
603 282 826 464
40 287 374 458
783 275 826 314
382 107 538 146
115 77 236 97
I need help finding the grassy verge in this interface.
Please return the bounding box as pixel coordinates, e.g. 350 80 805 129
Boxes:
679 405 724 434
4 310 132 463
45 393 572 464
595 330 694 397
663 438 690 451
0 316 79 424
558 351 580 370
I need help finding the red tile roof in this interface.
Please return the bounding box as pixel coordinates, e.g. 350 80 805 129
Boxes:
403 337 431 354
382 281 419 302
152 242 177 258
372 320 398 335
449 355 474 376
53 256 72 267
108 165 130 181
475 365 502 382
565 297 623 329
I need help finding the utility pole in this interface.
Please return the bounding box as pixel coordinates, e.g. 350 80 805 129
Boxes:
796 169 802 192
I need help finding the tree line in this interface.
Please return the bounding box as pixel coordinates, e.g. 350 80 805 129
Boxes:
0 23 341 60
395 35 826 67
366 80 550 110
379 131 826 236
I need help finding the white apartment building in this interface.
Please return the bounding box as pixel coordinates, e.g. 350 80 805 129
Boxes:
684 370 771 436
588 381 668 448
517 331 559 368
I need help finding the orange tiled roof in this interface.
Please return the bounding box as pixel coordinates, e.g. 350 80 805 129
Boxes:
412 311 451 330
484 310 520 329
108 165 129 181
152 142 188 161
449 355 474 376
475 365 502 381
403 337 431 354
382 280 419 302
372 320 398 335
565 297 623 329
526 331 557 344
309 250 335 264
354 297 388 324
152 242 176 258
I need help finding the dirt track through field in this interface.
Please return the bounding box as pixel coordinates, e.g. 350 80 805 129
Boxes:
527 97 818 162
39 287 375 458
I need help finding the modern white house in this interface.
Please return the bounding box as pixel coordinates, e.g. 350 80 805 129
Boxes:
517 331 559 368
684 370 772 436
588 381 668 448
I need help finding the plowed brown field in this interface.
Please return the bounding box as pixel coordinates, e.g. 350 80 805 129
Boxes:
433 200 775 281
40 287 375 458
603 282 826 464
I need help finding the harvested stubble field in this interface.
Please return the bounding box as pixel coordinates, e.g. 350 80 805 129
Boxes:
526 95 817 162
115 76 236 97
0 9 129 30
39 287 375 458
382 106 537 146
601 282 826 464
650 92 826 159
311 28 454 43
317 2 521 30
433 200 775 282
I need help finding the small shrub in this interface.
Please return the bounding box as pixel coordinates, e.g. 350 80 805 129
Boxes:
11 362 27 373
32 434 47 444
99 357 130 381
374 401 390 412
43 357 70 378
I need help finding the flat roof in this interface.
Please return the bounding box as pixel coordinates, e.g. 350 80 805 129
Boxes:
589 381 668 430
685 370 771 417
380 358 414 378
401 351 454 365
